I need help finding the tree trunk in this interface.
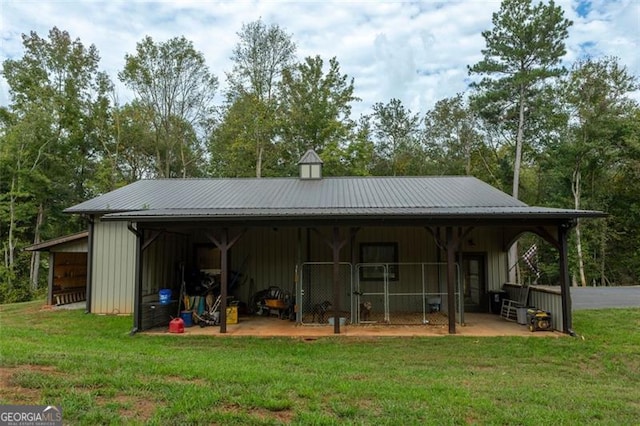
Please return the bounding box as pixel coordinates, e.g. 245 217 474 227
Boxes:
256 145 263 178
572 168 587 287
30 203 44 290
574 223 587 287
108 95 122 191
3 242 8 271
180 143 187 178
155 136 163 178
513 85 525 200
508 85 527 284
7 176 17 283
464 140 471 176
458 123 472 176
600 220 607 286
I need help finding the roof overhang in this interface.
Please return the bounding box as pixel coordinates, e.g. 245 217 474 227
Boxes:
24 231 89 252
99 207 606 226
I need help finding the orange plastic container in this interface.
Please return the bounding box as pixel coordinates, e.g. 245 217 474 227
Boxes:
169 317 185 333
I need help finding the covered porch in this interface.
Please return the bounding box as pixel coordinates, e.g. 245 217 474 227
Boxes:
117 218 581 336
148 311 563 338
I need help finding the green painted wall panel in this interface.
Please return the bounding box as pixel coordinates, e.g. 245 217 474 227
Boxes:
91 219 136 314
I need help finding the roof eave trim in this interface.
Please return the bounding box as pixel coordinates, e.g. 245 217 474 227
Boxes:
100 211 607 223
23 231 89 252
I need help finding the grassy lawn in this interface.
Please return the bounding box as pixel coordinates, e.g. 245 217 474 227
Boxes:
1 302 639 425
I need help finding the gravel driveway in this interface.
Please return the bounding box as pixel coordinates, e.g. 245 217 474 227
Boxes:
571 286 640 310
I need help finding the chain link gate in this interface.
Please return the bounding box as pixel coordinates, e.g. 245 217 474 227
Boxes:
299 262 352 325
354 262 462 325
355 264 390 323
298 262 462 326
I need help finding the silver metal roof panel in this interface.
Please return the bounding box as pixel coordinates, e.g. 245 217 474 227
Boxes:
66 176 526 212
65 176 605 221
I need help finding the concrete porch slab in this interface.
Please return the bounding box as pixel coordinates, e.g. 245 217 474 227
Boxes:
149 313 562 338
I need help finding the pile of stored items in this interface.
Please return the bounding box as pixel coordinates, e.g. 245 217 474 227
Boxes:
167 268 241 332
250 286 295 320
166 264 295 333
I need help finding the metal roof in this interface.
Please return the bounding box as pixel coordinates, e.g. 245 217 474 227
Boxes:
103 206 604 222
64 176 605 222
298 149 323 164
24 231 89 252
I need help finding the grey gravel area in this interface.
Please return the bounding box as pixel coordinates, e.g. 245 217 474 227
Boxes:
53 302 86 310
571 286 640 310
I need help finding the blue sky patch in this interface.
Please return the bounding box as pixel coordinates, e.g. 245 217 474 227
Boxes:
576 0 592 18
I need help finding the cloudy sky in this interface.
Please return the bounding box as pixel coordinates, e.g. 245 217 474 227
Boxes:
1 0 638 117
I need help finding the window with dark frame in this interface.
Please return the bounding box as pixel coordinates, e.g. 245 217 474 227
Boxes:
359 242 399 281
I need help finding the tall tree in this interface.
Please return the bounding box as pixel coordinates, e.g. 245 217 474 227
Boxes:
226 19 296 103
1 27 110 295
119 36 218 178
344 115 376 177
468 0 571 199
559 57 639 286
278 56 359 176
110 101 158 182
0 108 45 298
369 98 422 176
209 92 269 177
468 0 571 282
215 19 296 177
423 94 483 176
604 107 640 284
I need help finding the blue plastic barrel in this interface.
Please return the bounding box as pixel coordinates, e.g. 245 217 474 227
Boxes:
159 289 172 304
180 311 193 327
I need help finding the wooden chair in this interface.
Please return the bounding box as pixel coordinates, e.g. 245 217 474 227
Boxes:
500 285 530 321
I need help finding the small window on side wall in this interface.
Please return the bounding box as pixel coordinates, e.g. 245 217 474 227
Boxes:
359 242 399 281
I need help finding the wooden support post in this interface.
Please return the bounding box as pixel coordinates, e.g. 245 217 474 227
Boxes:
219 230 229 334
332 227 341 334
296 228 302 324
47 253 54 306
206 229 246 334
350 228 359 324
428 226 472 334
446 226 457 334
313 227 348 334
558 223 574 335
457 227 465 326
141 230 162 252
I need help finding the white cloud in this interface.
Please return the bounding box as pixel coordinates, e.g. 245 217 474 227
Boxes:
1 0 638 115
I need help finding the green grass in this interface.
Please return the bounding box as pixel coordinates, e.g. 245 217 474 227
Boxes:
1 301 639 425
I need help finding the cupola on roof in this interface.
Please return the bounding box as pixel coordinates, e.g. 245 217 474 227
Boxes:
298 149 323 180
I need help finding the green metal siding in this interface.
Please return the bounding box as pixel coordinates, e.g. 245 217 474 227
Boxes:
229 228 299 302
50 239 88 253
91 219 136 314
228 226 508 302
